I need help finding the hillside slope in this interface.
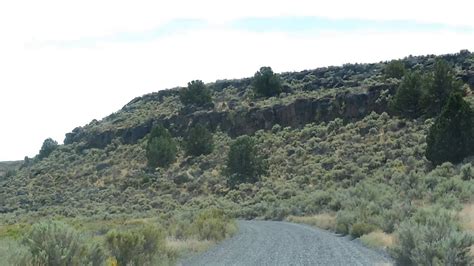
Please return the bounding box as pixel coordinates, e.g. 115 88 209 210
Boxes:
0 161 22 179
2 50 474 264
0 52 474 217
1 50 473 225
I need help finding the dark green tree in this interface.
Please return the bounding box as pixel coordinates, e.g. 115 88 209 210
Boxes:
184 124 213 156
179 80 212 107
226 135 265 188
426 92 474 165
384 60 406 79
38 138 58 160
252 66 282 97
390 71 425 118
423 59 462 116
146 125 177 168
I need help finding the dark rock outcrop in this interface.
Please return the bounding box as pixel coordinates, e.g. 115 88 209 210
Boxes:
65 84 396 149
460 70 474 88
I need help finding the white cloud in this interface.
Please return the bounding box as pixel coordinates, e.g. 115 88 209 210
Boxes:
0 1 473 160
1 0 473 43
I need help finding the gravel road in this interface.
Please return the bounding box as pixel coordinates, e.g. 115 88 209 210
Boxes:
182 220 393 266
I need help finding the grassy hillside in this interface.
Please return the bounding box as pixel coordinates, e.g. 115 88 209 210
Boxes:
1 50 474 264
0 161 22 178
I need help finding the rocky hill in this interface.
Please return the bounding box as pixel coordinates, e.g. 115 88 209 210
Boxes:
2 50 474 265
1 50 473 224
64 51 473 150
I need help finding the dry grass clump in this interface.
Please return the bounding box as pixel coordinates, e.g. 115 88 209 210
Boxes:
459 203 474 232
360 230 394 250
166 237 213 255
287 213 336 231
459 204 474 259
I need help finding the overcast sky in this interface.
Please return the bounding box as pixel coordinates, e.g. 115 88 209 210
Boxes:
1 0 473 161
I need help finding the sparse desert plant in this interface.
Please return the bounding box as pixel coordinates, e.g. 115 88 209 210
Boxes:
168 219 194 240
0 238 32 266
21 220 90 266
166 237 213 255
335 210 356 235
105 224 167 266
85 240 107 266
391 207 473 266
287 213 336 231
349 222 378 238
360 230 394 250
192 208 237 241
460 163 474 181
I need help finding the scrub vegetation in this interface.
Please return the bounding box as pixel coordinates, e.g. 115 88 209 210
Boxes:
1 50 474 265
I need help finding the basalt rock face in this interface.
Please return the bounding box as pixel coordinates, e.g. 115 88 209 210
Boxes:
64 84 396 149
459 70 474 88
64 50 474 149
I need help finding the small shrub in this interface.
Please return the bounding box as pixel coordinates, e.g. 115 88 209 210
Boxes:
105 225 166 266
21 220 88 266
391 207 473 266
0 238 33 266
184 124 214 156
267 205 292 221
85 241 107 266
349 222 378 238
192 208 237 241
252 66 282 97
105 229 142 265
360 230 394 250
146 125 177 168
335 210 356 235
380 203 413 233
287 213 336 231
460 163 473 181
168 219 193 240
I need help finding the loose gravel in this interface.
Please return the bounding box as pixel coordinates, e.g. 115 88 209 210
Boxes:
182 220 393 266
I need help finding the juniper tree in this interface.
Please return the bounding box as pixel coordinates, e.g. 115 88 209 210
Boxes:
146 125 177 168
226 135 265 187
179 80 212 108
184 124 214 156
426 92 474 165
252 66 282 97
